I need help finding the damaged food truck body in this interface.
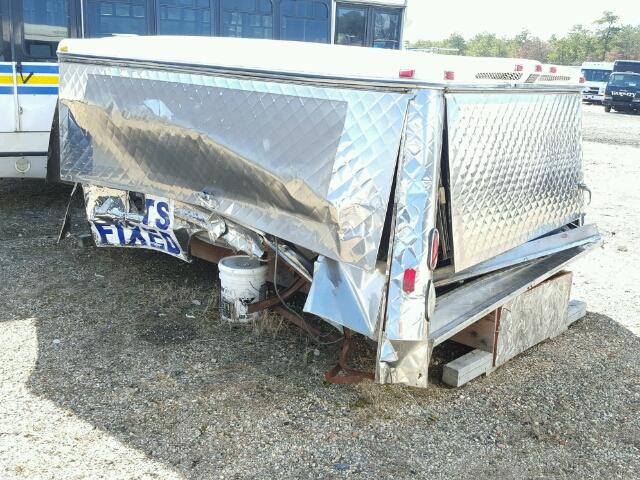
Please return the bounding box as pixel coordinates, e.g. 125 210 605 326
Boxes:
56 36 600 387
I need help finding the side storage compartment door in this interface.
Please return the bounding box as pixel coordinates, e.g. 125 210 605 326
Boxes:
13 0 69 135
0 0 17 133
445 90 585 272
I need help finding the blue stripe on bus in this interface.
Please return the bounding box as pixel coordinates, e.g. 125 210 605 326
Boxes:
17 86 59 95
21 65 59 74
0 64 13 73
0 86 14 94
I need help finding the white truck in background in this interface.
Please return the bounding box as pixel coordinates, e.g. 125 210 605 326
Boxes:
581 61 613 104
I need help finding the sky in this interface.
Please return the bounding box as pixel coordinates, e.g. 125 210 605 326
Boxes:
403 0 640 42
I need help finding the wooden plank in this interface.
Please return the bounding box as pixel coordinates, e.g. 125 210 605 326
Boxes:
442 349 494 388
450 311 497 352
568 300 587 324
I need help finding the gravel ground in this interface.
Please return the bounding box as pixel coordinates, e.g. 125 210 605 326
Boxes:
1 105 639 479
574 106 640 335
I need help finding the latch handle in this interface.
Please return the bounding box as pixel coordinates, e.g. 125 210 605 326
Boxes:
578 183 592 205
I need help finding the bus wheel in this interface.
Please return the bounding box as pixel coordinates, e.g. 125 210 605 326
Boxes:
604 106 612 113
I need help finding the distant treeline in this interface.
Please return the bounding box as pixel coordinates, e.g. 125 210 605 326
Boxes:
408 12 640 65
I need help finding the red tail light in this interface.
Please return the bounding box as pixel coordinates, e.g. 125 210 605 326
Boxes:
515 64 524 72
444 70 455 81
399 69 415 78
402 269 417 293
428 228 440 271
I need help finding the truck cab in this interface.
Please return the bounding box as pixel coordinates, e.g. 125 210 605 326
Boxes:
603 72 640 113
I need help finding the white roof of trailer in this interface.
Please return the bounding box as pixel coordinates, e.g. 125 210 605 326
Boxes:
58 36 542 85
538 64 582 84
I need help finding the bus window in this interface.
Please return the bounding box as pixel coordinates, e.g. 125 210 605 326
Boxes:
372 8 400 49
221 0 273 39
0 3 5 61
22 0 70 58
280 0 329 43
335 4 365 46
85 0 149 37
158 0 213 36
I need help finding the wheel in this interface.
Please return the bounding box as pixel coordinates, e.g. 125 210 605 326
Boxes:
604 106 612 113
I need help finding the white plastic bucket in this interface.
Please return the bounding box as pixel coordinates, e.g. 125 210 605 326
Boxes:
218 255 269 323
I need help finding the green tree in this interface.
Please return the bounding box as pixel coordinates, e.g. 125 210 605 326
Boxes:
594 11 621 60
608 24 640 60
408 11 638 64
466 33 510 57
548 25 599 65
410 34 465 55
446 33 467 55
508 30 531 57
517 36 550 62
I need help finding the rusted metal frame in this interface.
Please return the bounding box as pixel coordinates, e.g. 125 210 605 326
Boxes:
247 276 308 314
325 329 375 384
189 237 235 263
271 305 342 343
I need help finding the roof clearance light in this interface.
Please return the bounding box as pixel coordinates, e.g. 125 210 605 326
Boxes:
444 70 455 81
402 269 417 293
550 66 557 73
515 64 524 72
399 69 415 78
535 64 543 72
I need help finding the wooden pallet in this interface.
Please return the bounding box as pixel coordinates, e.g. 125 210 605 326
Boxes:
442 299 587 388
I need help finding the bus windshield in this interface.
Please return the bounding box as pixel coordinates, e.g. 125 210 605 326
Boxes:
609 73 640 89
581 69 611 83
22 0 70 58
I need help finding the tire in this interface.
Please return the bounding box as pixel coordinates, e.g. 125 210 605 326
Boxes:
604 106 612 113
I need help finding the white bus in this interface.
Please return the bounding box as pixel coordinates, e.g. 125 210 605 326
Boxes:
581 61 613 104
1 0 406 179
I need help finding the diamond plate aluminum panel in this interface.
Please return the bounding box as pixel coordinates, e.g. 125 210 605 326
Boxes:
446 92 584 272
495 271 573 366
58 61 412 271
376 89 444 387
384 89 444 342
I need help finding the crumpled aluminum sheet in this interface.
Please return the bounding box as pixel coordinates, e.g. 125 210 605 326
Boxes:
377 340 432 387
303 256 387 339
84 184 265 259
58 60 412 271
446 91 584 272
495 271 573 366
377 89 444 387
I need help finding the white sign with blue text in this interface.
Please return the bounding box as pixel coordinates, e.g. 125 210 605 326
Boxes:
90 195 187 260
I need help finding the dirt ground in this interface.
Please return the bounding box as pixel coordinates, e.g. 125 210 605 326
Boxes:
0 105 639 479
